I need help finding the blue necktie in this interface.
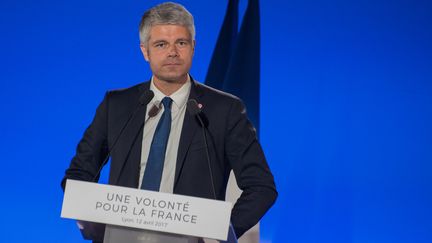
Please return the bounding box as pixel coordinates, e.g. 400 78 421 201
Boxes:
141 97 172 191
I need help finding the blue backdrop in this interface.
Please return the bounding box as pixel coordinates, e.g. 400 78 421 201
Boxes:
1 0 431 242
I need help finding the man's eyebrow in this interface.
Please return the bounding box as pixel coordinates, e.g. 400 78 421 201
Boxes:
176 38 192 42
151 39 168 44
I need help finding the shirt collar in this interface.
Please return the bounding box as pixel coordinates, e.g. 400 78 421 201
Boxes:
149 75 191 111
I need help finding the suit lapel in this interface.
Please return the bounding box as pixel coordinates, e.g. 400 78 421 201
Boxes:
174 80 204 188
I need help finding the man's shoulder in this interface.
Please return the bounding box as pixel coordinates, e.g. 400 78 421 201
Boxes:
107 81 150 98
194 81 241 104
101 81 151 107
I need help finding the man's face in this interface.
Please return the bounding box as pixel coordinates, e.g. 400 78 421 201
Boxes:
140 25 195 84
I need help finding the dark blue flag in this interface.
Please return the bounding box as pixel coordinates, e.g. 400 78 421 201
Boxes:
205 0 261 131
205 0 239 90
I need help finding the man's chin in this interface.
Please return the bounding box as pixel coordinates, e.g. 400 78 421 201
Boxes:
155 73 188 84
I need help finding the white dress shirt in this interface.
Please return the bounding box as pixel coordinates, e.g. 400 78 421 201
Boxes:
138 76 191 193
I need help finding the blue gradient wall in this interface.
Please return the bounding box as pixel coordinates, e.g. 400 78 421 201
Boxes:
0 1 431 242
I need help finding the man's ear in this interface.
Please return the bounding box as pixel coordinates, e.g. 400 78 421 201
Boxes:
140 43 149 61
192 40 196 56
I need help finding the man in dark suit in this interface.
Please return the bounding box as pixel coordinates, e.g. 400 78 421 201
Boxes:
62 2 277 240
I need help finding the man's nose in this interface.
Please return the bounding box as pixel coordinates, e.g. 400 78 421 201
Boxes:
167 44 179 57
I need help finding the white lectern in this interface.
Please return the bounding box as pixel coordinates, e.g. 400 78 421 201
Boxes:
61 180 237 243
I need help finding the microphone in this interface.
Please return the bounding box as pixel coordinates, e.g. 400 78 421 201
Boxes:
186 99 216 199
187 99 209 127
91 89 154 182
113 100 162 185
139 90 154 105
187 99 239 243
147 102 161 118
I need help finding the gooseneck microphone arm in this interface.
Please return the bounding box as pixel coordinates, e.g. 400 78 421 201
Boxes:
186 99 217 200
91 90 154 182
113 101 162 185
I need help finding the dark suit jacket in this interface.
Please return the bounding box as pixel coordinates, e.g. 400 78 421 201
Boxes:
62 79 277 238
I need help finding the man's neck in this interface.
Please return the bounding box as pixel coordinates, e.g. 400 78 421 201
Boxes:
153 75 189 96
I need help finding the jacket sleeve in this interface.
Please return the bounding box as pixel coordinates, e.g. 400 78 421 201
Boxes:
225 98 278 238
61 93 110 190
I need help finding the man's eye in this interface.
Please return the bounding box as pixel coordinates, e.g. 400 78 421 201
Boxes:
155 43 166 48
178 41 188 46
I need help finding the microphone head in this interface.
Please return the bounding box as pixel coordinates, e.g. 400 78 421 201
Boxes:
139 90 154 105
187 99 201 116
187 99 209 128
148 104 161 118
